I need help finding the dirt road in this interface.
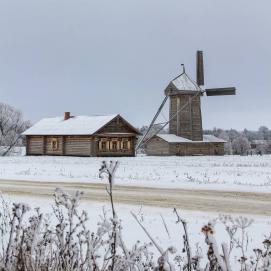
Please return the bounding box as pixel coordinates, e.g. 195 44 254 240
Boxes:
0 179 270 216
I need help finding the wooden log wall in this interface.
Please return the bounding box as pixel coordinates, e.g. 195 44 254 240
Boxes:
64 136 92 156
145 137 170 156
98 117 134 134
169 94 203 141
45 136 64 155
169 142 225 156
27 136 44 155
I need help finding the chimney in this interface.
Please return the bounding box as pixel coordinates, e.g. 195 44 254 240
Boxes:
64 112 71 120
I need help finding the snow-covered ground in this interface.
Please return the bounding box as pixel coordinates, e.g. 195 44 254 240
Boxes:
1 152 270 267
5 193 271 268
0 155 270 192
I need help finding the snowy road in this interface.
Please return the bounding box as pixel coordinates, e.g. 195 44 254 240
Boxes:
0 179 270 216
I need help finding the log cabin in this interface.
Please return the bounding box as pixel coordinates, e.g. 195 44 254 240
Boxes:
22 112 140 157
145 134 226 156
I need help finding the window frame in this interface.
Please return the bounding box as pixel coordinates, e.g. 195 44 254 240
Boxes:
111 141 118 151
51 138 59 151
122 138 131 150
110 138 119 151
99 138 108 151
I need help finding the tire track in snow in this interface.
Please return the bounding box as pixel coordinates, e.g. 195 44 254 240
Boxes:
0 179 270 216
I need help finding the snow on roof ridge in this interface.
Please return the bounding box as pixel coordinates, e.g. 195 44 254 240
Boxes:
42 113 118 120
22 114 119 136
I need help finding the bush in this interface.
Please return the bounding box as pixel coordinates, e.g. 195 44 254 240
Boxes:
0 161 270 270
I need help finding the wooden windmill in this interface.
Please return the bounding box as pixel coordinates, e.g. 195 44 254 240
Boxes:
137 51 236 155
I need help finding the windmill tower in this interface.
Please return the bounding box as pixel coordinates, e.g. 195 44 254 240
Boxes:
165 64 203 141
138 51 236 156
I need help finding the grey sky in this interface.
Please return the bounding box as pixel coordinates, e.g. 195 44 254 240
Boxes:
0 0 270 130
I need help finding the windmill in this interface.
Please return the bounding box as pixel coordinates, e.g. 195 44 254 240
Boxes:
137 51 236 153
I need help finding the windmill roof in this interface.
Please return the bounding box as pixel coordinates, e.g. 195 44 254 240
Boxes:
157 134 227 143
22 114 121 136
171 72 200 91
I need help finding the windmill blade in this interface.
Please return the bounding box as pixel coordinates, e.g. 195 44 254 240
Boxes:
205 87 236 96
196 50 204 86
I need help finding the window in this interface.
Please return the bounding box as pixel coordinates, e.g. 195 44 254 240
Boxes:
51 138 58 151
122 139 130 150
110 138 119 151
112 141 118 150
101 141 107 150
122 141 128 149
99 138 108 151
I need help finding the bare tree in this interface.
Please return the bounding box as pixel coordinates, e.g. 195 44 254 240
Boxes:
0 103 31 156
258 126 270 140
217 131 232 155
232 136 251 155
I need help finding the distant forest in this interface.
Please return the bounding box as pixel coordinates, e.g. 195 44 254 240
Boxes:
204 126 271 155
139 125 271 155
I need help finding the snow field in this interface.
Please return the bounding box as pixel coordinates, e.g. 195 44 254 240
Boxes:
0 155 270 192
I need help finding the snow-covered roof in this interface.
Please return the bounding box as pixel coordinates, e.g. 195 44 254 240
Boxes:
203 135 227 143
157 134 191 143
171 73 200 91
157 134 227 143
22 114 119 136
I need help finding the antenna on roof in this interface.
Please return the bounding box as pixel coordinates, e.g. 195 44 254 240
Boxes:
181 64 185 74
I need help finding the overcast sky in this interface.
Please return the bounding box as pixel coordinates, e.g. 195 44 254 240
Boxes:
0 0 270 130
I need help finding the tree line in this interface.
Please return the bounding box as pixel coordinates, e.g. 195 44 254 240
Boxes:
204 126 271 155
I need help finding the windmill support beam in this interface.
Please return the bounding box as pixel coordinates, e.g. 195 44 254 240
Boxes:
136 96 168 150
189 97 193 136
176 97 181 136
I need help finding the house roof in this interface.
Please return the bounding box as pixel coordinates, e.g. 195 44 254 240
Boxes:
203 135 227 143
157 134 227 143
22 114 139 136
171 72 201 91
157 134 191 143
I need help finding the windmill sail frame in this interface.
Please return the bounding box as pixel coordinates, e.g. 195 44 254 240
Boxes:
196 51 204 86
